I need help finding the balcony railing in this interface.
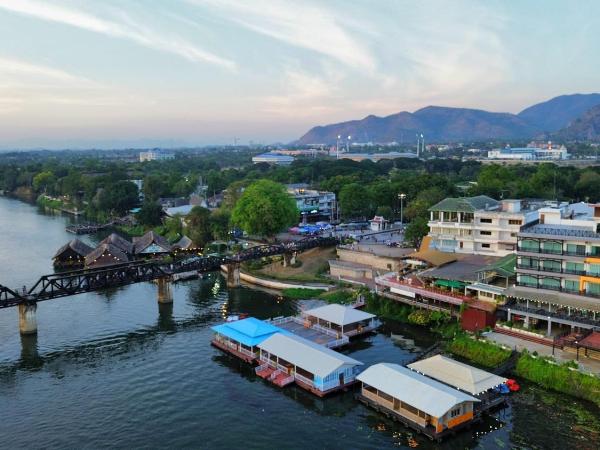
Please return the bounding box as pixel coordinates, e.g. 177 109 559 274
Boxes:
516 265 599 277
515 281 600 299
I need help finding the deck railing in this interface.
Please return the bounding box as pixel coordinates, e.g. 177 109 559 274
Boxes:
312 322 342 338
324 337 349 348
238 347 257 358
255 363 270 374
293 373 315 387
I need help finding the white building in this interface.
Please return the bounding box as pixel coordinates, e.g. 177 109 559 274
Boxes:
252 152 295 165
286 184 336 221
488 144 569 160
427 196 542 256
139 150 175 162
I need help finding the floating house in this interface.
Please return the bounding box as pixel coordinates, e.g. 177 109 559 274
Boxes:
256 333 363 396
53 239 93 267
211 317 286 363
133 231 172 255
300 304 379 338
357 363 479 440
99 233 134 256
85 243 131 268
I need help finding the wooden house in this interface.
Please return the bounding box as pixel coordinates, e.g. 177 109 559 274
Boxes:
53 239 93 267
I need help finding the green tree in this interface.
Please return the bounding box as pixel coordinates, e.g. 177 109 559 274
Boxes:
32 171 56 193
186 206 213 247
575 170 600 201
231 179 298 238
339 183 373 219
404 217 429 248
210 208 231 240
136 202 164 227
97 181 139 215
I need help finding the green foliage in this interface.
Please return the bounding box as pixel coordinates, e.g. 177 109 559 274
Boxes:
97 180 138 215
339 183 373 219
447 335 511 368
186 206 213 248
231 179 298 237
407 310 431 325
210 208 231 240
32 171 57 194
404 216 429 247
281 288 323 299
365 293 412 322
515 352 600 407
319 289 355 304
136 202 164 227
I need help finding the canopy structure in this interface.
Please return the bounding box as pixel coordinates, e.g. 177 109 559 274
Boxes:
357 363 478 418
257 333 363 378
301 304 376 326
211 317 286 347
408 355 507 395
434 279 466 289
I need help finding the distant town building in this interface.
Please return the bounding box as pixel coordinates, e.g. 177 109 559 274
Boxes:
488 143 569 160
427 196 542 256
369 215 389 232
130 179 144 201
286 184 336 221
139 150 175 162
252 152 295 165
336 152 418 162
271 148 327 157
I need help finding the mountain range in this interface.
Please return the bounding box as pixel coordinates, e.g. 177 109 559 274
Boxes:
295 93 600 144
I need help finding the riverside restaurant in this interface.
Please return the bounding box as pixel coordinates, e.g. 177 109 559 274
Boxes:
211 317 286 363
256 333 363 396
408 355 508 411
300 303 380 338
357 363 479 441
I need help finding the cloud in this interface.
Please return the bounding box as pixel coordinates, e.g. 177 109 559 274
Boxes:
189 0 375 71
0 56 89 83
0 0 235 69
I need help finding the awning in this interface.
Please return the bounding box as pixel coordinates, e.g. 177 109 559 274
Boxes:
434 279 466 289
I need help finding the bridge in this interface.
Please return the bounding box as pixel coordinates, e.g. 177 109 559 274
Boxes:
0 236 338 335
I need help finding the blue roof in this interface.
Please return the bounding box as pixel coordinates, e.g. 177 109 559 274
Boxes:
211 317 286 347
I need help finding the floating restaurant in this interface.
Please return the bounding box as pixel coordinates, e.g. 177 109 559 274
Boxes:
211 317 286 363
53 238 93 267
300 303 380 338
356 363 479 441
85 243 131 268
256 333 363 396
408 355 508 410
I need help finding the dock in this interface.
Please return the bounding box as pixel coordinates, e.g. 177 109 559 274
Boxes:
266 316 349 348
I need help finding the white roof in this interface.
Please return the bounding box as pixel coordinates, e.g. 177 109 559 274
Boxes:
408 355 507 395
257 333 362 377
303 304 376 326
357 363 478 418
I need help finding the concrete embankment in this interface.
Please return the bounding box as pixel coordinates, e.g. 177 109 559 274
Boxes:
220 265 330 291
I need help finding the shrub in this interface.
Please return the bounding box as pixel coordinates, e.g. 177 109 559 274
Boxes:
319 289 354 304
408 310 431 326
281 288 323 299
447 335 511 368
515 352 600 407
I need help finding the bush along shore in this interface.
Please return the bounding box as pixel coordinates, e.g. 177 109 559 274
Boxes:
280 288 356 304
447 335 512 368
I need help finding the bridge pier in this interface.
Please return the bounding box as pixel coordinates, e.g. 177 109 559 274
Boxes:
282 252 297 268
226 262 241 288
157 277 173 304
19 303 38 335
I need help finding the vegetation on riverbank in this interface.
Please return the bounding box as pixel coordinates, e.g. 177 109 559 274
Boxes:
280 288 356 305
515 352 600 407
37 195 67 211
447 335 512 368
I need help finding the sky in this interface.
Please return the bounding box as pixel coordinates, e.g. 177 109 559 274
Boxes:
0 0 599 149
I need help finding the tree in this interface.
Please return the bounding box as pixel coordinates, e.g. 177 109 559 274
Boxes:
136 202 164 227
575 170 600 201
32 171 56 194
339 183 373 219
97 181 139 215
210 208 231 240
404 217 429 248
375 205 393 219
231 179 298 238
186 206 213 247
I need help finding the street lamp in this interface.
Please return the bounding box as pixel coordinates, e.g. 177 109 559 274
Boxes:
398 193 407 225
336 135 341 159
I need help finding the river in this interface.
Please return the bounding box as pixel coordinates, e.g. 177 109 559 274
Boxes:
0 196 598 449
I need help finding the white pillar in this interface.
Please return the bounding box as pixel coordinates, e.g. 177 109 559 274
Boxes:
19 303 37 335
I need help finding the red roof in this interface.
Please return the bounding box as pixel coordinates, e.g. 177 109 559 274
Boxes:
580 332 600 350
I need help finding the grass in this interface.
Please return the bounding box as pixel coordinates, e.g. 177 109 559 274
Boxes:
318 289 355 304
447 335 511 368
37 196 65 210
281 288 324 299
515 352 600 407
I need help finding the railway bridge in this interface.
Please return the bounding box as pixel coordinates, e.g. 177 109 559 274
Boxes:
0 236 338 335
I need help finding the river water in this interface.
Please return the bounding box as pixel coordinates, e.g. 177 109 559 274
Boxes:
0 196 598 449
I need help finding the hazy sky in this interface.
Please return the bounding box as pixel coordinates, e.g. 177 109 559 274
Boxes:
0 0 599 149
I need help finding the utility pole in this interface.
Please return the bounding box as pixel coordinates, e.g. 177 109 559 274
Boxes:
398 193 407 225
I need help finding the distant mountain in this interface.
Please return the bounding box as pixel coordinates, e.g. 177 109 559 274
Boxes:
553 104 600 141
517 93 600 132
295 93 600 145
296 106 537 145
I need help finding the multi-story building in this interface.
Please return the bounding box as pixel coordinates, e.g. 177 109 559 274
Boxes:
427 196 541 257
139 150 175 162
252 153 294 165
487 144 569 160
505 202 600 334
286 184 336 222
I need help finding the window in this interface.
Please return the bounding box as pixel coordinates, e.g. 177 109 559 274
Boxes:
519 275 538 287
540 260 561 272
589 264 600 277
481 243 491 248
511 233 517 237
480 231 492 236
587 282 600 295
566 244 586 255
564 280 579 292
591 246 600 257
539 277 561 290
480 218 492 223
541 241 562 254
565 261 584 274
519 257 538 269
520 239 539 252
509 219 522 225
450 407 461 418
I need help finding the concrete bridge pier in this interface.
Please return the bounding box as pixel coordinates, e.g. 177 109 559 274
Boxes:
20 332 39 362
19 302 38 335
282 252 297 267
226 262 241 288
157 277 173 304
